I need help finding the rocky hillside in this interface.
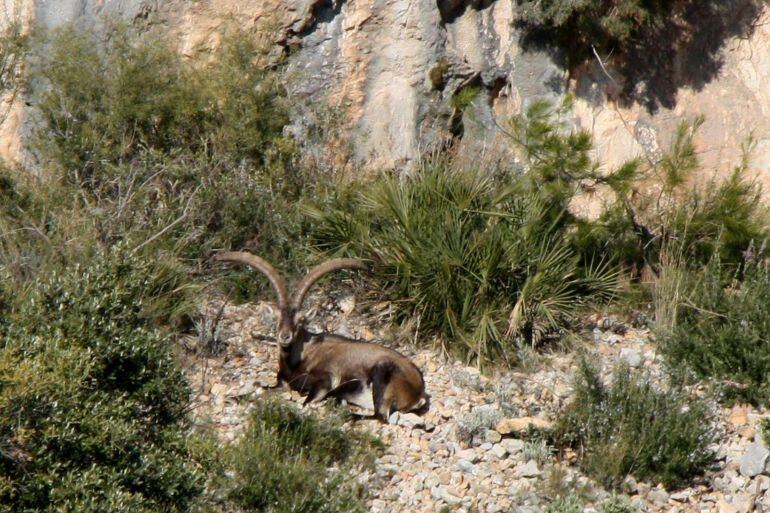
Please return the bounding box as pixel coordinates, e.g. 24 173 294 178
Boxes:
185 293 770 513
5 4 770 512
0 0 768 190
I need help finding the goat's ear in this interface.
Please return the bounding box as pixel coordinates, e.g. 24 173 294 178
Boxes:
294 312 306 327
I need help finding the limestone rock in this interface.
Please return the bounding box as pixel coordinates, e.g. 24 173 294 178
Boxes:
647 488 670 507
718 499 739 513
739 442 770 477
518 460 541 478
485 429 502 444
455 449 480 463
393 412 428 430
457 460 476 473
619 348 643 368
490 444 508 460
729 405 751 427
495 417 554 435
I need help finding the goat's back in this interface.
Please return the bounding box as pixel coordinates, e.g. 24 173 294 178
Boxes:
301 336 425 407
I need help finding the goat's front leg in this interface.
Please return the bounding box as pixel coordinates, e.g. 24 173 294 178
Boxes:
300 373 332 406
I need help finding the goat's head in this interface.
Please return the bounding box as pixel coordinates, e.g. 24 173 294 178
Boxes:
275 305 303 349
214 251 366 348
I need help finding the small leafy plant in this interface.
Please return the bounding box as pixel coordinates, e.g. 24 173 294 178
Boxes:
601 493 640 513
556 360 715 490
546 493 583 513
661 259 770 405
456 405 502 445
221 399 378 513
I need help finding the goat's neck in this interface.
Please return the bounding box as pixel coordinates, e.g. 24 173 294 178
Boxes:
280 325 312 371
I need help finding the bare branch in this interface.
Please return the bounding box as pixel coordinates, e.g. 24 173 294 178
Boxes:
131 186 199 254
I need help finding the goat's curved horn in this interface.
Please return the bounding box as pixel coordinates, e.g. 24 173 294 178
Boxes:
291 259 367 312
213 251 289 308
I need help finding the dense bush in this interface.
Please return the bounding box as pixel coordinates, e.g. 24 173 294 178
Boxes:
307 160 618 366
221 399 377 513
516 0 675 64
0 249 203 513
17 22 318 301
661 260 770 405
555 360 715 490
30 24 288 184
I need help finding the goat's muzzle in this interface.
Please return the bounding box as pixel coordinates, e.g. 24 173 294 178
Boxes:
277 332 293 349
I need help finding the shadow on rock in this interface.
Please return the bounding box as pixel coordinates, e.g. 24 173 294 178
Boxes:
517 0 767 113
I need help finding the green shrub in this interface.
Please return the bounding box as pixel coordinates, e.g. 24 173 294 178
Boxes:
0 168 43 282
58 150 313 301
221 399 377 513
762 418 770 447
661 260 770 404
199 26 291 167
0 249 204 512
546 493 583 513
30 25 201 184
30 22 291 177
516 0 667 63
22 22 315 298
580 167 768 277
506 97 598 218
18 241 195 329
571 115 768 275
666 166 767 266
307 160 617 367
601 494 639 513
555 360 715 490
652 127 768 268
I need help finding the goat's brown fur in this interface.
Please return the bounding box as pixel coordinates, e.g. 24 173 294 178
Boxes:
214 251 428 421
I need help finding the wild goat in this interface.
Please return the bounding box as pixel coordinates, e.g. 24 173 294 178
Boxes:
214 251 428 421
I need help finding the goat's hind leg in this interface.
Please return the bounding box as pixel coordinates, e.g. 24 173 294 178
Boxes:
371 362 397 422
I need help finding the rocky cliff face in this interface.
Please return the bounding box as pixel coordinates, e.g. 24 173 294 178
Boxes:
7 0 770 190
